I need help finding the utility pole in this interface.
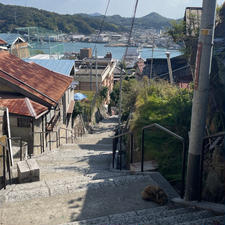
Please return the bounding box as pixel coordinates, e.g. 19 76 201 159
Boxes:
165 51 174 84
89 62 93 91
118 63 124 126
150 38 155 79
95 49 98 93
185 0 217 201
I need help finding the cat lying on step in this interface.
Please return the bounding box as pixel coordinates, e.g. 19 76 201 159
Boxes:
141 185 168 205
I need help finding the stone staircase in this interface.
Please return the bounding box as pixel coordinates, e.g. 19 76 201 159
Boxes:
0 116 224 225
60 206 224 225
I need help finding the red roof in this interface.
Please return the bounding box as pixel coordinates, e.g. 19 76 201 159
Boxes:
0 96 48 118
0 51 73 107
0 39 7 45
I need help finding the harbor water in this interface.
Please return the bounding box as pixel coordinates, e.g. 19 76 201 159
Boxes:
31 41 182 60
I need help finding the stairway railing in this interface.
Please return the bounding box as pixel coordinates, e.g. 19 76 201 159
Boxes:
112 123 187 198
112 131 134 170
0 140 11 189
58 128 75 146
141 123 187 198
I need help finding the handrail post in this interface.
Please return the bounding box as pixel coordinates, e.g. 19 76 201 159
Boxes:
119 136 122 170
6 148 11 185
20 138 22 161
56 131 59 148
199 139 205 202
49 132 51 151
3 146 6 189
141 129 145 172
112 138 115 169
39 133 42 154
58 129 61 147
181 140 187 199
71 131 73 143
130 133 134 164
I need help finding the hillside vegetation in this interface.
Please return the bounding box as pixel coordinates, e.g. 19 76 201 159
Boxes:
0 3 176 34
111 79 193 181
0 3 120 34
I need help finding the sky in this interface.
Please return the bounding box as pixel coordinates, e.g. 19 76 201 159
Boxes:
0 0 224 19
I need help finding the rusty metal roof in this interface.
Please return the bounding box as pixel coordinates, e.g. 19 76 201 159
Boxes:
0 95 48 118
0 51 73 107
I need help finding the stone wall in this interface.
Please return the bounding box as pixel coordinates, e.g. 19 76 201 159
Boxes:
202 144 225 203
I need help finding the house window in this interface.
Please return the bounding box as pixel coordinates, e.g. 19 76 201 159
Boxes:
17 118 31 128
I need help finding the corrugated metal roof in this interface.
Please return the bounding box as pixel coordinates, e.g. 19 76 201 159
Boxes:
0 33 25 45
0 95 48 118
0 51 73 107
24 59 74 76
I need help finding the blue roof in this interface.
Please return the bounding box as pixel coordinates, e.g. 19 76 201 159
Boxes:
24 59 75 76
74 93 87 101
0 33 24 45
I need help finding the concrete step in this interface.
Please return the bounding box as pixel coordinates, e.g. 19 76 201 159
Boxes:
150 210 213 225
58 207 215 225
178 216 225 225
0 174 158 203
0 175 162 225
130 161 158 172
60 143 112 151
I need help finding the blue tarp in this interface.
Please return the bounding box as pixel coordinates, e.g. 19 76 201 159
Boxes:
74 93 87 101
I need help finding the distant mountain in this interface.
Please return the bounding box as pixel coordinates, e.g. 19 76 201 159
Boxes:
0 3 176 35
89 12 102 17
136 12 175 29
0 3 120 34
96 12 176 30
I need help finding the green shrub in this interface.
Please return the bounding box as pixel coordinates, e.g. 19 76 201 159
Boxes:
130 80 193 181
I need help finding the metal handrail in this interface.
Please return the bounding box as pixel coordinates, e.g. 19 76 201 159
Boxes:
203 131 225 140
8 137 28 161
48 131 58 151
33 131 58 152
58 127 75 145
141 123 187 198
33 131 45 154
0 140 11 189
199 131 225 201
112 131 134 170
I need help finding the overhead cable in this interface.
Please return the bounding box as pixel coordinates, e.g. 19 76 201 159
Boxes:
123 0 139 63
93 0 111 54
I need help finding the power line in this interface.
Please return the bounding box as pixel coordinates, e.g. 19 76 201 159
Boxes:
119 0 139 125
123 0 139 63
92 0 111 94
93 0 111 54
153 65 190 79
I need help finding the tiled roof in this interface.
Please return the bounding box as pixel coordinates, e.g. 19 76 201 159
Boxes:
0 51 73 107
0 33 25 45
24 59 74 76
0 95 48 118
